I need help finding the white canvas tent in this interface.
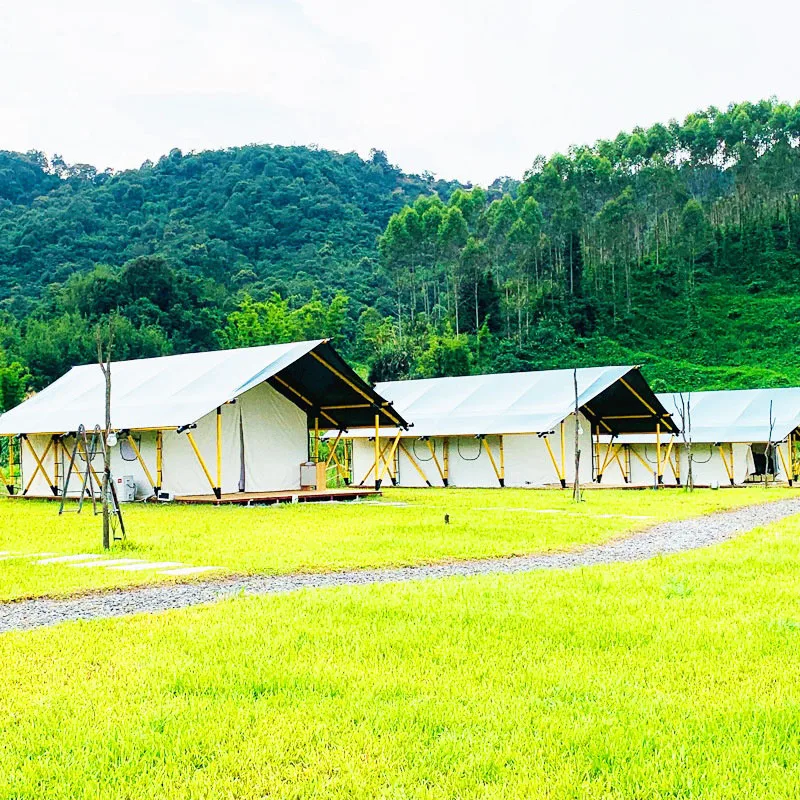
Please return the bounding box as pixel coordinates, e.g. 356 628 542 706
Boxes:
345 366 676 489
600 388 800 486
0 340 406 500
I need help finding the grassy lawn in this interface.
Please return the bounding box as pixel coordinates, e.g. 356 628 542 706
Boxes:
0 486 794 602
3 510 800 797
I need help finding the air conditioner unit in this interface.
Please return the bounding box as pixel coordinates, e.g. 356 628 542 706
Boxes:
115 475 136 502
300 461 317 490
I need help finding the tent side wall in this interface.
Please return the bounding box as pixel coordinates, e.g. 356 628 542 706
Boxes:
161 381 307 497
352 413 593 488
17 381 309 499
603 441 794 487
19 434 58 497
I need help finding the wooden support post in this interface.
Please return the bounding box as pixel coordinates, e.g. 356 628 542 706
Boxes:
22 436 57 496
314 416 320 462
718 445 734 486
398 442 433 487
325 430 344 469
655 423 663 486
442 438 450 486
127 435 157 495
481 437 503 486
559 422 566 488
53 436 60 495
612 445 628 483
186 431 218 498
499 435 505 486
598 440 616 482
358 438 392 486
377 432 403 484
730 442 735 485
215 408 223 499
543 436 563 486
155 430 163 494
593 426 603 483
426 439 447 486
629 445 653 481
777 441 791 485
374 413 381 490
7 435 15 495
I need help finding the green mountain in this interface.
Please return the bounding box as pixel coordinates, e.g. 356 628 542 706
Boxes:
0 98 799 411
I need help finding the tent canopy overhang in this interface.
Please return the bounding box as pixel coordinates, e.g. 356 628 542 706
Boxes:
342 365 676 439
0 340 407 436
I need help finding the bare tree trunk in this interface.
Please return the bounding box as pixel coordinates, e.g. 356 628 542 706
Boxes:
96 324 115 550
766 400 775 489
573 368 582 502
678 392 693 491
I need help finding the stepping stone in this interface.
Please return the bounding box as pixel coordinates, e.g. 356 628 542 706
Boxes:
158 566 222 576
36 554 104 565
108 562 184 572
68 559 146 568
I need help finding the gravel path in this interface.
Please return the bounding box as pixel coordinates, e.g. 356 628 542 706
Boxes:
3 498 800 633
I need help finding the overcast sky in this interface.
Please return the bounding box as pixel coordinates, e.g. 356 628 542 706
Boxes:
1 0 798 185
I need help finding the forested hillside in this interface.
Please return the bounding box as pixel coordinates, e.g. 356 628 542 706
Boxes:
1 98 799 412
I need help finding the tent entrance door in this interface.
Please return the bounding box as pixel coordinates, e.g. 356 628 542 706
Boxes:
749 443 776 477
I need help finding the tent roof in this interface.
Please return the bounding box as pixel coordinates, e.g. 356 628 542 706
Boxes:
614 388 800 444
0 340 406 435
344 365 676 439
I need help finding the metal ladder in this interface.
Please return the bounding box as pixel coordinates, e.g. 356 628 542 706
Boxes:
59 424 125 540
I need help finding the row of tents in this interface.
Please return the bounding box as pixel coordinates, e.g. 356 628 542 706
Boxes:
0 339 796 501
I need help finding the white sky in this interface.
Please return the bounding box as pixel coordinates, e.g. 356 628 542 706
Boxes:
1 0 798 185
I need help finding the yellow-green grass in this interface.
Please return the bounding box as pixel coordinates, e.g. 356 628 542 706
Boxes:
3 513 800 797
0 486 793 602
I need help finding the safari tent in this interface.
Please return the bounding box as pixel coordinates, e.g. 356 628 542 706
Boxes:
600 388 800 487
0 340 406 502
346 366 676 489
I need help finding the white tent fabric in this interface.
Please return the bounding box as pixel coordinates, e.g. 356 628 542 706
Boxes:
346 366 636 438
614 388 800 445
0 340 323 435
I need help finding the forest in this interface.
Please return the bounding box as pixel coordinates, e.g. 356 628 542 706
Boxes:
1 97 799 412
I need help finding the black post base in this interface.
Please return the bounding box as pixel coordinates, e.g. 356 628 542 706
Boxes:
560 478 566 488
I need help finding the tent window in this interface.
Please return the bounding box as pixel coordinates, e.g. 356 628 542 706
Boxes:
750 443 776 475
119 436 140 462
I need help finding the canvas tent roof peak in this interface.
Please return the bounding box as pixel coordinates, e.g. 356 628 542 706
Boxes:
615 387 800 444
0 340 407 435
345 365 676 439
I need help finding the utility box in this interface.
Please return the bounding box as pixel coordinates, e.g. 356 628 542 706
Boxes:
300 462 328 491
115 475 136 502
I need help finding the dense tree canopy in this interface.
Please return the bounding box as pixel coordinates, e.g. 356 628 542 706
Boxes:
1 99 799 413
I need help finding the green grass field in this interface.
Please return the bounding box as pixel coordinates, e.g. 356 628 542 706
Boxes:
3 508 800 798
0 487 790 601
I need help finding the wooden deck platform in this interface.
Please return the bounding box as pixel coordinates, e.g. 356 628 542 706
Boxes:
174 488 380 505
